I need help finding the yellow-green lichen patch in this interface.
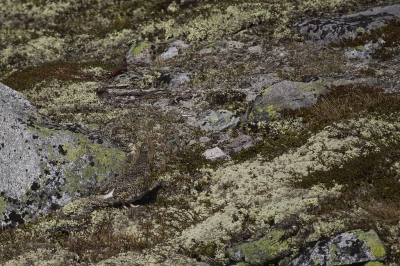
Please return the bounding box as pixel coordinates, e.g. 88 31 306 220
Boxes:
297 78 326 93
137 1 362 42
62 134 126 191
22 123 127 209
227 230 291 266
131 41 151 55
0 197 6 220
172 114 400 257
22 80 130 125
353 230 387 259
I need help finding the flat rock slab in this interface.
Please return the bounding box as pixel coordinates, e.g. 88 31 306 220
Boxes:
0 83 126 227
296 4 400 44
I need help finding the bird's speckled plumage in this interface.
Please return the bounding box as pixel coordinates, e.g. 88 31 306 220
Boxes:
92 143 153 206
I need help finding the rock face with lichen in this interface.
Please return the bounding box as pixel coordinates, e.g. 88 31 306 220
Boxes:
227 230 292 265
1 0 400 265
295 4 400 44
0 82 126 227
288 229 386 265
244 80 327 124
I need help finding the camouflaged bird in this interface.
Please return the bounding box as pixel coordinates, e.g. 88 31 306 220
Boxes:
90 143 156 207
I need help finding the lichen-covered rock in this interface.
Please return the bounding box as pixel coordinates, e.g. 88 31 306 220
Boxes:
288 229 386 266
295 4 400 44
224 135 253 154
160 40 190 61
0 83 126 227
244 80 326 124
227 230 292 266
195 110 240 132
241 74 279 102
344 38 386 60
125 41 154 66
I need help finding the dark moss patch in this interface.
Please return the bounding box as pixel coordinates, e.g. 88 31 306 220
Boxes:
188 241 218 260
168 144 223 174
282 84 400 130
206 89 246 106
1 60 121 92
294 138 400 225
231 132 306 163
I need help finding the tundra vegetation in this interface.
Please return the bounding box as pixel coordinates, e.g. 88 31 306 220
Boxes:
1 0 400 265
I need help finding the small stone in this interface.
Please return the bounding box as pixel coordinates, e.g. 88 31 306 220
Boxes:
199 137 211 143
203 147 228 160
248 45 262 54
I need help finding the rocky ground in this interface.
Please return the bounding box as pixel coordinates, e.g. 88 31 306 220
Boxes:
1 0 400 265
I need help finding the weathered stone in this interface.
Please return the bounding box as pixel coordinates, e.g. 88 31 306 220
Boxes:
224 40 244 50
125 41 154 66
225 135 253 153
244 80 326 124
288 229 386 266
242 74 279 102
160 40 190 61
0 83 126 227
247 45 262 54
296 4 400 44
169 72 191 89
203 147 229 160
344 38 385 60
227 230 292 266
196 110 240 132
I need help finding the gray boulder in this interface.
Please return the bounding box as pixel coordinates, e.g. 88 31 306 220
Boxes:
244 80 326 124
295 4 400 44
0 83 126 227
288 229 386 265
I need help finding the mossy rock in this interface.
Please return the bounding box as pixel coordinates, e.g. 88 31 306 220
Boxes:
227 230 292 266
